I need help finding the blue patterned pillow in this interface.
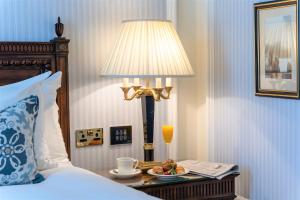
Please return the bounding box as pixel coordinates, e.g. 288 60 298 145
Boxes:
0 95 43 185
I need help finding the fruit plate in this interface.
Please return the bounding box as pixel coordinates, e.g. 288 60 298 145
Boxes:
147 168 190 180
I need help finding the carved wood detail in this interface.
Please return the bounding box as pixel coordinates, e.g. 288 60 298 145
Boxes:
0 43 54 54
0 59 51 66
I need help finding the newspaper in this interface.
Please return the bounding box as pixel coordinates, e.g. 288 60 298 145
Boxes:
178 160 239 180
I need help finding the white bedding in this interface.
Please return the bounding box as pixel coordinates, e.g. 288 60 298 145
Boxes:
0 166 158 200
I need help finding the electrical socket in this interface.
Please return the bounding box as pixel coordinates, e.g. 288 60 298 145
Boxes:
76 128 103 148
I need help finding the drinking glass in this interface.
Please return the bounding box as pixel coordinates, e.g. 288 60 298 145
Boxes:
162 125 173 158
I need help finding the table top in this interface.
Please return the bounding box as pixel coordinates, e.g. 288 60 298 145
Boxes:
93 169 239 189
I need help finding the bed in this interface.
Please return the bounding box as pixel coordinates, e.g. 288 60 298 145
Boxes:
0 166 156 200
0 18 157 200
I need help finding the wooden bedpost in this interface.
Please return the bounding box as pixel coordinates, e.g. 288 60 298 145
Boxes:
51 17 71 158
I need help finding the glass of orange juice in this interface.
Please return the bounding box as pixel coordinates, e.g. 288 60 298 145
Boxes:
162 125 173 159
162 125 174 144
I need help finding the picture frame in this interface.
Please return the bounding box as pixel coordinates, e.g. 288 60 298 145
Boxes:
254 0 299 98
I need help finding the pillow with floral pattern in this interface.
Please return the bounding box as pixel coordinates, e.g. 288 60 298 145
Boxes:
0 95 44 185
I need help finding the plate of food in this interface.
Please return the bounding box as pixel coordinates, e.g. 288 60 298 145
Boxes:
147 159 189 180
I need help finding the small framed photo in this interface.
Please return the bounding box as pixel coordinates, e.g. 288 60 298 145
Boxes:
254 0 299 98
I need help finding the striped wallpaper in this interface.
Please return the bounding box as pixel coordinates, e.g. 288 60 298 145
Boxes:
3 1 296 199
208 0 300 199
0 0 176 171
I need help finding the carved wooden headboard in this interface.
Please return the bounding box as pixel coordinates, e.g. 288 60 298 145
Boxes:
0 18 70 157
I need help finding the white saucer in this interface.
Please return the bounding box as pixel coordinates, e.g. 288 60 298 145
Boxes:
109 169 142 179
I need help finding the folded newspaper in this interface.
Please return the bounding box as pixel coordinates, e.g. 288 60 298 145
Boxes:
177 160 239 180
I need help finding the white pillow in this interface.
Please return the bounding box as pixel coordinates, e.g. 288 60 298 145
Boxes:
0 71 51 91
0 74 46 111
40 72 71 170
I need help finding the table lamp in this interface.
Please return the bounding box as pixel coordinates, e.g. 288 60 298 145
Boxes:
101 20 193 162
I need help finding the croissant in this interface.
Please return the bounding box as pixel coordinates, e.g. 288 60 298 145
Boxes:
153 166 164 174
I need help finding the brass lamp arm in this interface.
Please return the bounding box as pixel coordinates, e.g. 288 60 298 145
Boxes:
159 87 172 100
121 86 173 101
121 86 143 100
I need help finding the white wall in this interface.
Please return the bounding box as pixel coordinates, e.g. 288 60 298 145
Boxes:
177 0 300 199
208 0 300 199
0 0 174 171
177 0 209 161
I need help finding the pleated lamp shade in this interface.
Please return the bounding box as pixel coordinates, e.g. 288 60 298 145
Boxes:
101 20 194 77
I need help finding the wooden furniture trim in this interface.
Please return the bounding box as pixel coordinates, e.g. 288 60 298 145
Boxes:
0 17 71 157
137 174 238 200
96 169 239 200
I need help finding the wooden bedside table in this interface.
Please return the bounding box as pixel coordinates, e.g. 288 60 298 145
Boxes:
94 170 239 200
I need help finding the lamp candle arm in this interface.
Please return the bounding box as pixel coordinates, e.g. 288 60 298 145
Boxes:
121 86 173 101
159 86 173 99
121 86 143 100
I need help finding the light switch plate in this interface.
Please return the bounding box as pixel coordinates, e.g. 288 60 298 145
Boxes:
76 128 103 148
110 126 132 145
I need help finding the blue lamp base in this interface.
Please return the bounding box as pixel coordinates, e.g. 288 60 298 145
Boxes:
142 96 155 162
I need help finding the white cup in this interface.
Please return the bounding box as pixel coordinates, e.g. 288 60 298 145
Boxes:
117 157 138 175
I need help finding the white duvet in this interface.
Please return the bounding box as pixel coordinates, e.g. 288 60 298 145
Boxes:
0 166 158 200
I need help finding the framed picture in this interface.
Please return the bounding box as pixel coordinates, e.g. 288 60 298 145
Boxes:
254 0 299 98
